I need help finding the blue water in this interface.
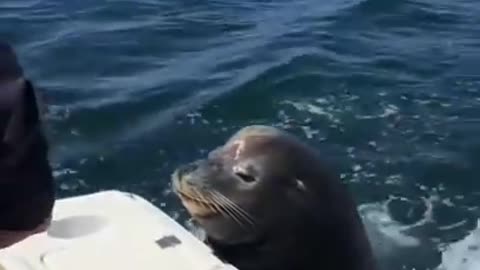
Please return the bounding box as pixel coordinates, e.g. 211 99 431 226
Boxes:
1 0 480 269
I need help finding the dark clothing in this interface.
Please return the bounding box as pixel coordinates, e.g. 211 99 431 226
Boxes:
0 80 55 231
0 42 23 81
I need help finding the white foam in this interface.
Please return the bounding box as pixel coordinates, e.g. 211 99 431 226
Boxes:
436 220 480 270
358 194 442 269
52 168 77 178
281 100 342 124
352 164 362 172
360 195 480 270
359 201 421 254
385 174 403 185
356 104 399 119
299 125 319 139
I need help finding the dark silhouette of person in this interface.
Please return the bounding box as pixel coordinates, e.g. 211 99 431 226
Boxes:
0 42 55 248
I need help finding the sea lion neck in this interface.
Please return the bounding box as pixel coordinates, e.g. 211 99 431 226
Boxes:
205 233 270 266
205 228 269 247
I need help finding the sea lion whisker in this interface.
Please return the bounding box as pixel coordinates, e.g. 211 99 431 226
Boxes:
202 190 228 219
217 194 256 228
208 191 248 229
207 191 245 227
193 188 218 214
211 190 256 228
209 190 252 229
213 190 255 224
176 187 212 206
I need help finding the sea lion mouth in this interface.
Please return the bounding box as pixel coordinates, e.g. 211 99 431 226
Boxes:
172 172 220 218
176 190 220 218
172 165 257 231
176 188 216 208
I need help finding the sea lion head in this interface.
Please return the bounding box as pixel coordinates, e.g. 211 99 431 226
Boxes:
172 125 337 245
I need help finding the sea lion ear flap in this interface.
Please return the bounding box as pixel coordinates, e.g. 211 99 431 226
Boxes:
3 80 40 148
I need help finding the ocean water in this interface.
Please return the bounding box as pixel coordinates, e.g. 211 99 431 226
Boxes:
1 0 480 269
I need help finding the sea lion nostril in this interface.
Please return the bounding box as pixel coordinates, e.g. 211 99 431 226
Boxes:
177 162 199 178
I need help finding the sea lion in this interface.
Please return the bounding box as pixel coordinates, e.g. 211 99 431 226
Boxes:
0 42 55 248
172 125 377 270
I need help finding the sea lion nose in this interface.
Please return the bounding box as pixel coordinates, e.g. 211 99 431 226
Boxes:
177 162 199 178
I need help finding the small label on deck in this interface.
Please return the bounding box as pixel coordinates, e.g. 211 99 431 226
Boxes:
155 235 182 249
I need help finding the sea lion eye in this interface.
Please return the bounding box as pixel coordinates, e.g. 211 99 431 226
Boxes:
233 165 256 183
235 172 256 183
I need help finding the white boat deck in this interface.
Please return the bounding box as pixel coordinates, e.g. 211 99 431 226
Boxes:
0 190 237 270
